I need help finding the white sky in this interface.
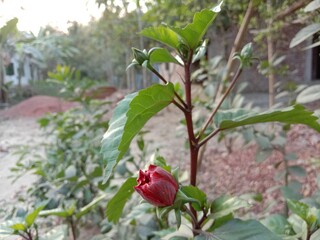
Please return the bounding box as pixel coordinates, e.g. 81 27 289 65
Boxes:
0 0 105 34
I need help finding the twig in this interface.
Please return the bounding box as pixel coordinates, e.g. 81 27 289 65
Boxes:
149 66 188 110
198 129 221 148
197 67 242 141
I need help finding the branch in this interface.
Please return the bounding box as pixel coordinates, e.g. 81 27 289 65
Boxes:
274 0 312 21
198 128 221 148
224 0 255 82
197 67 242 141
149 66 188 110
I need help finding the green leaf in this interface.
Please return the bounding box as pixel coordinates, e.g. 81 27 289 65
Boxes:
206 213 234 232
305 0 320 12
149 48 181 65
261 214 293 236
106 177 136 223
287 199 309 221
101 83 175 182
170 9 217 50
0 18 18 43
140 25 181 50
76 194 107 219
212 219 281 240
285 153 297 161
64 165 77 179
10 223 26 231
25 205 46 227
210 195 250 219
256 135 272 150
180 186 207 211
40 205 75 218
288 166 307 177
256 149 273 163
288 214 308 239
297 85 320 104
290 24 320 48
219 105 320 133
214 108 253 128
0 219 23 235
281 185 302 201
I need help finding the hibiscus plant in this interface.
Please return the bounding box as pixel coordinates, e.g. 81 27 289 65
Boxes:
101 6 320 240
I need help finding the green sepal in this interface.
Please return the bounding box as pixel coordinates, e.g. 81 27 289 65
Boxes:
173 189 201 209
175 209 182 229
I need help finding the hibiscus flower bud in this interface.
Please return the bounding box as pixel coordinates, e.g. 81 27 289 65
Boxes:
134 165 178 207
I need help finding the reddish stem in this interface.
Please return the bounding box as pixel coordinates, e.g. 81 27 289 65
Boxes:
182 50 203 234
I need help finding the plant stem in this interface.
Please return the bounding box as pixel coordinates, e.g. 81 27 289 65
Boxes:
183 50 198 186
149 66 188 110
26 230 33 240
18 233 29 240
283 149 289 217
69 217 77 240
182 205 198 227
198 209 208 227
198 129 221 148
197 67 243 141
182 50 202 235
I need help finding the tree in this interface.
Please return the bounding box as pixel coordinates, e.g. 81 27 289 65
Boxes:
0 18 18 103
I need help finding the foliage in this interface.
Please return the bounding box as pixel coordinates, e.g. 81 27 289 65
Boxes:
0 18 18 103
6 70 119 240
101 6 320 239
2 3 320 240
290 0 320 49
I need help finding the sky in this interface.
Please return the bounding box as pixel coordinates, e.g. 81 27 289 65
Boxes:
0 0 105 34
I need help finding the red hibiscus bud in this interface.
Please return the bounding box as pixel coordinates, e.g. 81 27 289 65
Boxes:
134 165 178 207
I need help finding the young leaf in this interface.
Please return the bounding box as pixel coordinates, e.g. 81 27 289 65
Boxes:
287 199 309 221
10 223 26 231
261 214 294 236
106 177 136 223
140 25 181 50
288 214 308 239
288 165 307 177
170 9 217 50
212 219 282 240
25 205 46 228
149 48 181 65
219 104 320 132
101 83 175 182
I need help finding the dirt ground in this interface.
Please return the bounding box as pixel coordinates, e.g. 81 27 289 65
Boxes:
0 94 320 238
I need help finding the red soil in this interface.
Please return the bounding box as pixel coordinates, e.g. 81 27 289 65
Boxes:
0 96 77 119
